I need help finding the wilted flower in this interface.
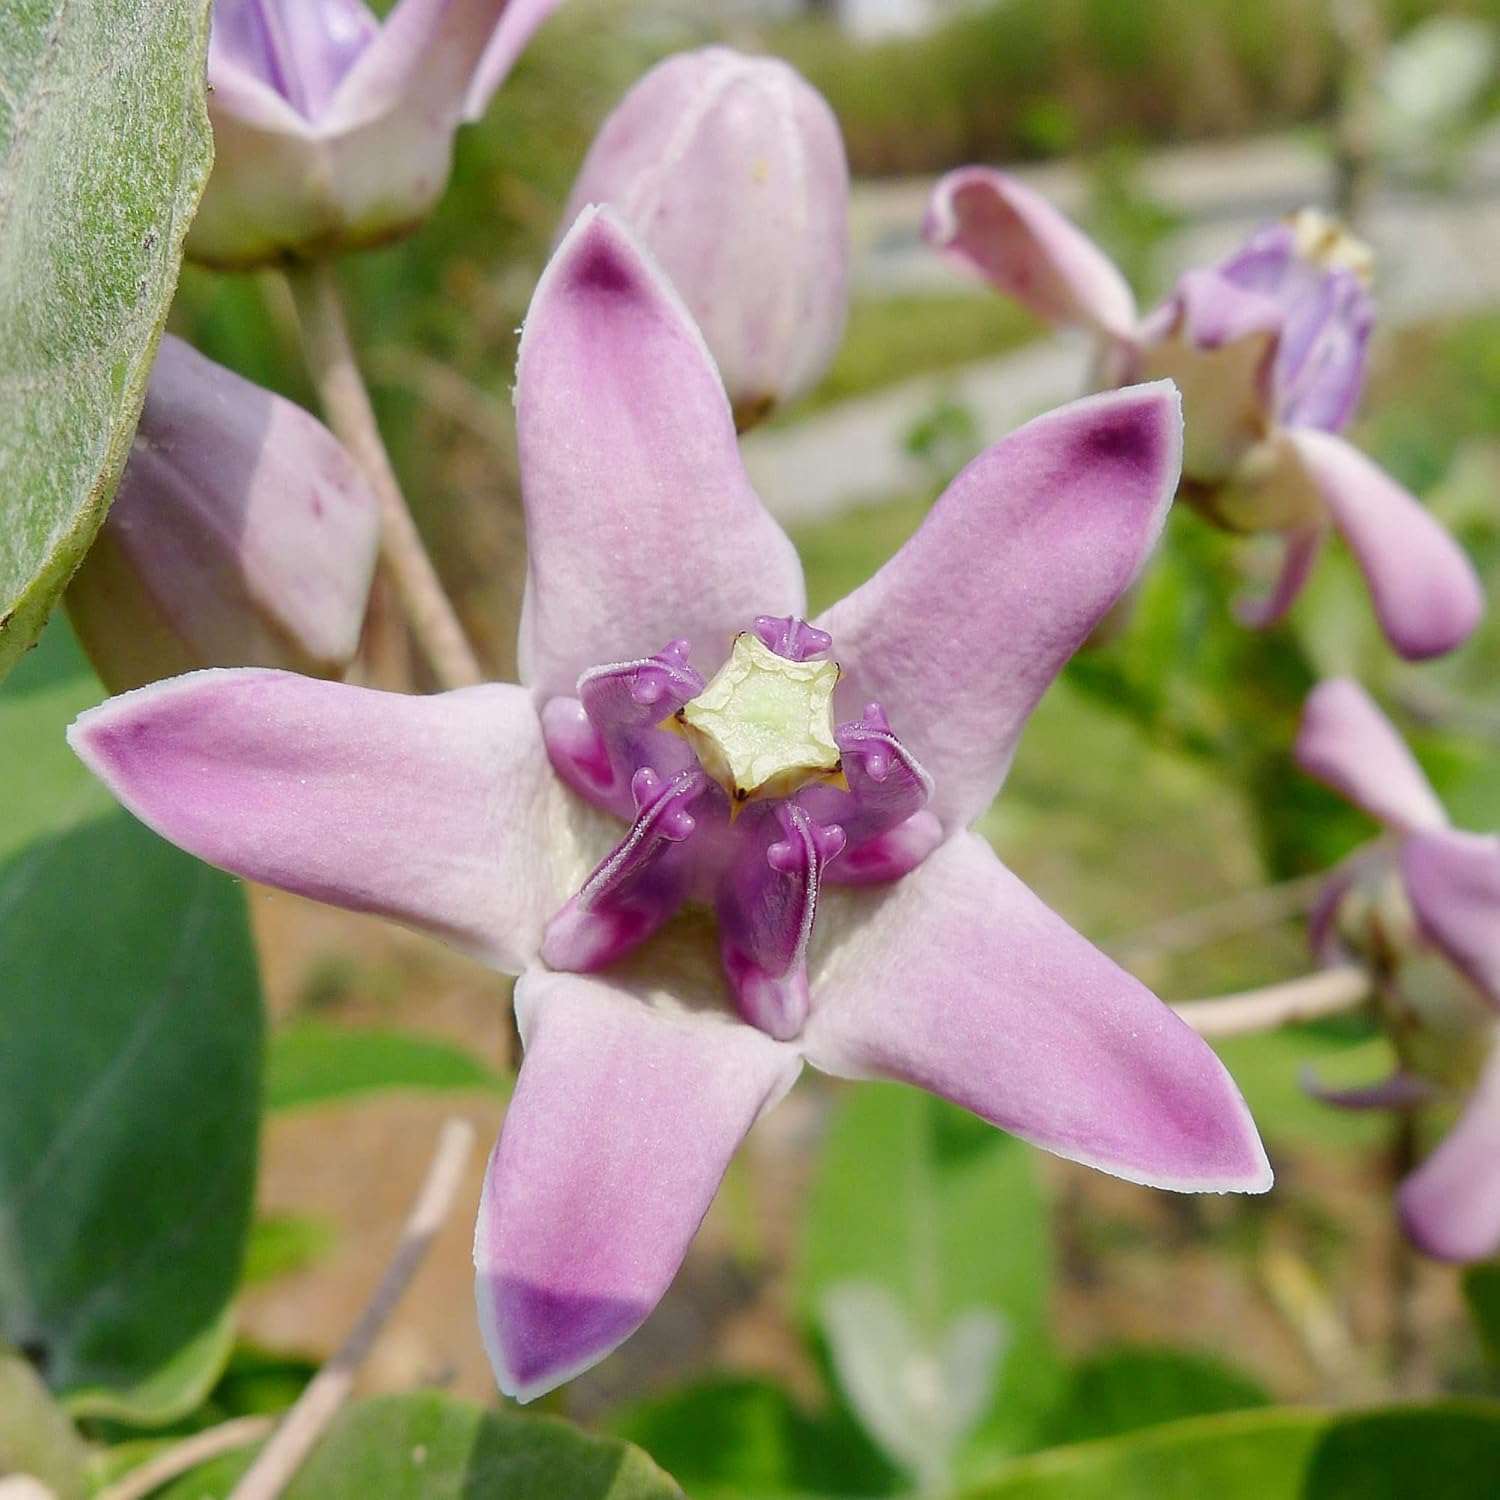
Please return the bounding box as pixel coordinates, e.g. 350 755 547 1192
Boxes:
561 46 848 429
1297 677 1500 1260
67 336 380 693
925 172 1482 660
71 209 1270 1401
193 0 564 266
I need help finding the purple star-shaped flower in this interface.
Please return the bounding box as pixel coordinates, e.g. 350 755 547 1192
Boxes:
1297 677 1500 1261
70 208 1270 1400
924 172 1482 661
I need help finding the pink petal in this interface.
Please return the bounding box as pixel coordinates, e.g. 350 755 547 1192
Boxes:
515 207 805 698
1301 1067 1435 1111
923 168 1137 340
464 0 564 120
475 969 801 1401
1401 829 1500 1009
803 833 1272 1193
323 0 510 130
815 385 1180 833
1295 677 1446 834
68 671 557 973
1398 1049 1500 1262
1284 427 1483 661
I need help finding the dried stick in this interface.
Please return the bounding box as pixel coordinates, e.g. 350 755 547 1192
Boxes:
225 1118 476 1500
285 263 485 690
96 1416 275 1500
1172 964 1371 1038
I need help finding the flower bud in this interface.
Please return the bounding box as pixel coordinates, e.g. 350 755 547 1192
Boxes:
561 47 849 429
67 336 380 692
192 0 561 267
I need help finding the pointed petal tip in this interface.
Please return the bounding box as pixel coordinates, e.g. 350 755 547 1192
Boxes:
476 1268 649 1406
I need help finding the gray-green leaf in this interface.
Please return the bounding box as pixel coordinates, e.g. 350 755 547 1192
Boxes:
0 0 214 682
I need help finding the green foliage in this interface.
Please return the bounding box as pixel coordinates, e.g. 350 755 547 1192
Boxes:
154 1392 684 1499
1038 1346 1269 1446
265 1020 508 1113
1462 1263 1500 1369
0 1344 89 1499
0 624 263 1427
798 1083 1060 1476
0 812 262 1425
607 1375 900 1500
955 1402 1500 1499
0 0 214 681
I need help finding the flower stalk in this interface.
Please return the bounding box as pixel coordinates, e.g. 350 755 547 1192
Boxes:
285 260 485 690
1171 964 1372 1038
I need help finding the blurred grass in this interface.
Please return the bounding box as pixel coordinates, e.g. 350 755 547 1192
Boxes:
773 0 1500 174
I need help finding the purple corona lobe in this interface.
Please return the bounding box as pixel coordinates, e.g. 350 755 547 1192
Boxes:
540 620 930 1037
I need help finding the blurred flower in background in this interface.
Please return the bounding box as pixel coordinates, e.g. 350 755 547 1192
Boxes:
1296 677 1500 1263
924 174 1482 660
192 0 565 266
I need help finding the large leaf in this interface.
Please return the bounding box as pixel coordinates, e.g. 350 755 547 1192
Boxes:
0 0 214 681
154 1392 683 1498
1038 1346 1269 1447
266 1020 508 1113
797 1083 1060 1479
0 809 263 1426
955 1402 1500 1499
607 1374 901 1500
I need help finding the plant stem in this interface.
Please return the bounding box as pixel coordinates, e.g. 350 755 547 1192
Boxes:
1171 964 1371 1038
225 1118 476 1500
96 1416 276 1500
285 262 485 690
1108 871 1328 964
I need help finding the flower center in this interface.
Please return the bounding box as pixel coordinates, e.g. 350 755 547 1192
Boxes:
1288 209 1373 287
538 615 939 1040
673 627 843 806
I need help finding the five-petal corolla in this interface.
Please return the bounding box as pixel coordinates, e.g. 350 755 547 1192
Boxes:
193 0 564 266
1296 677 1500 1261
924 171 1482 660
70 208 1270 1402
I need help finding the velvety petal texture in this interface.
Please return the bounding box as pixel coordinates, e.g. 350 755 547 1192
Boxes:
1295 678 1447 834
1398 1048 1500 1262
562 48 849 426
815 384 1181 832
66 336 379 692
1284 427 1483 661
68 671 559 972
1401 829 1500 1008
803 834 1272 1192
476 969 801 1401
515 208 805 697
923 168 1137 340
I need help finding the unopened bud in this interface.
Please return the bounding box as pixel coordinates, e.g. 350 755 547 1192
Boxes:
561 47 849 429
67 336 380 692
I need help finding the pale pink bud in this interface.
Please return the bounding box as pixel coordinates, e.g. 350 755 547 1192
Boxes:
561 47 849 429
67 336 380 692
